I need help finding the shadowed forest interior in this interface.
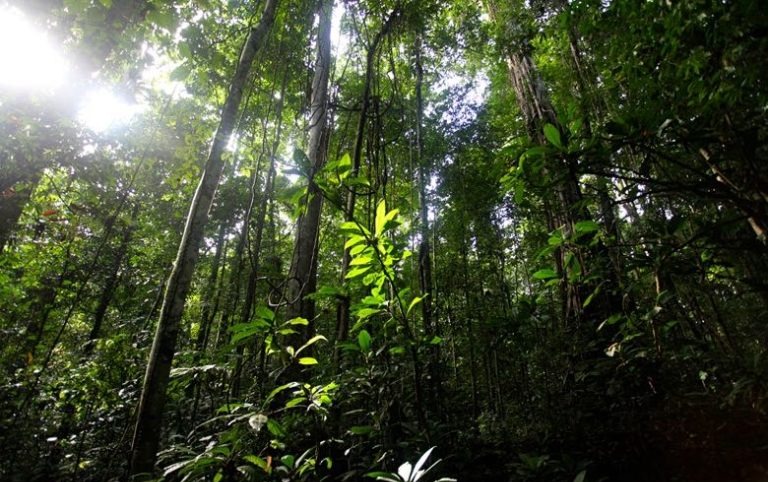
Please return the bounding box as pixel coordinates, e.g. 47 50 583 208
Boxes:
1 0 768 480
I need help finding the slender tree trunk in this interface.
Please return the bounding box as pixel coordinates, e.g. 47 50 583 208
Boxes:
414 36 434 338
414 35 442 415
231 76 287 397
460 246 479 418
129 1 278 475
189 221 227 423
285 0 333 326
85 204 140 354
336 7 401 344
196 221 228 354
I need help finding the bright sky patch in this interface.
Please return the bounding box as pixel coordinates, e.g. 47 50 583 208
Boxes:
0 6 69 91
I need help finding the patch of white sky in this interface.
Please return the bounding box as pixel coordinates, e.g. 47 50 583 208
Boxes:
0 5 143 133
430 63 489 126
330 2 348 58
0 7 68 91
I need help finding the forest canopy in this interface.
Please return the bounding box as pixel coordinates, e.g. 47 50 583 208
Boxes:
1 0 767 481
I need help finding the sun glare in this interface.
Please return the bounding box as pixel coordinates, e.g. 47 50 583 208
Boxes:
0 6 144 131
0 6 69 91
78 88 144 132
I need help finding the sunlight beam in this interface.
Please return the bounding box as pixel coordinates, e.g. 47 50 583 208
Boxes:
0 6 69 91
78 88 144 132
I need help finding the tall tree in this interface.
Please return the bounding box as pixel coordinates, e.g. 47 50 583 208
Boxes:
285 0 333 327
336 6 401 345
129 0 279 475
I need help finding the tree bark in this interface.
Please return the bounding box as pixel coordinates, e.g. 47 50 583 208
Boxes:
128 0 278 476
285 0 333 326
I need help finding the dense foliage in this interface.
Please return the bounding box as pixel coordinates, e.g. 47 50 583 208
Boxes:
1 0 767 481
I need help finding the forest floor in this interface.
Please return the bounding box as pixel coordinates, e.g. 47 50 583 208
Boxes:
451 400 768 482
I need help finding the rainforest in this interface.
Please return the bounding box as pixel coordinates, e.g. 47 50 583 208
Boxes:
1 0 767 481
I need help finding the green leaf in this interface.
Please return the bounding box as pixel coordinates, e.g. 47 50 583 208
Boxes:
244 455 271 473
340 221 370 236
574 220 600 235
346 266 371 279
548 232 564 246
345 235 366 249
337 153 352 179
382 208 401 232
407 295 425 315
533 268 558 280
266 382 300 403
255 305 275 321
574 470 587 482
230 322 269 344
355 307 381 319
266 418 286 437
389 346 406 356
298 357 318 365
429 335 443 345
543 123 563 149
340 221 361 233
296 335 327 356
350 255 373 266
287 317 309 326
358 329 372 352
349 425 374 435
281 455 295 469
375 199 387 236
362 272 383 287
98 0 112 7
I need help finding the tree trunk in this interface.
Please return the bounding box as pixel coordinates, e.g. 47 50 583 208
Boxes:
414 35 442 414
196 221 228 354
231 75 286 397
128 0 278 475
414 35 434 338
336 7 401 345
285 0 333 326
85 204 139 354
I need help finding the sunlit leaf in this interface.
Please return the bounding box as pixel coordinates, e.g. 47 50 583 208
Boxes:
346 266 371 279
532 268 558 280
358 329 372 352
375 199 387 236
